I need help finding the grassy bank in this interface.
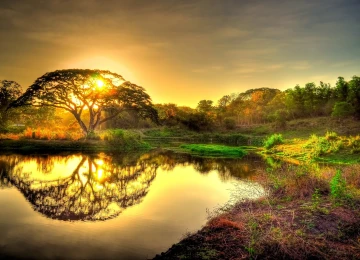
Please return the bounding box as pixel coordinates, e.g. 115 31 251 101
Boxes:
179 144 248 158
263 132 360 164
154 163 360 260
0 130 151 152
143 128 264 147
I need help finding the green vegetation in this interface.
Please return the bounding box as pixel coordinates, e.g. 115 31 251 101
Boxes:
179 144 247 157
0 129 151 152
330 170 350 202
263 134 283 149
103 129 151 151
11 69 159 136
263 131 360 164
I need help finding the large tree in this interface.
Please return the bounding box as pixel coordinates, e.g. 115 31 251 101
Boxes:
0 80 22 128
12 69 159 135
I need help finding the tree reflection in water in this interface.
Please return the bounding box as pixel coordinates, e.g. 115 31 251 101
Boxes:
0 150 265 221
0 153 158 221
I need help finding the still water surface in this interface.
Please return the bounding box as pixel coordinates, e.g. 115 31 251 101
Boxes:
0 150 265 260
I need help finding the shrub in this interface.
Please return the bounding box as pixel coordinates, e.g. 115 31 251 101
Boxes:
304 133 343 159
223 117 236 130
331 102 355 118
104 129 150 151
263 134 283 149
325 131 338 141
330 170 347 200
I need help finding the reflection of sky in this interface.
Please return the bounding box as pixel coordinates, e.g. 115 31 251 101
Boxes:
0 153 264 259
14 156 82 181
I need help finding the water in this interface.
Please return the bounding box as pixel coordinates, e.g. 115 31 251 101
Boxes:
0 150 265 260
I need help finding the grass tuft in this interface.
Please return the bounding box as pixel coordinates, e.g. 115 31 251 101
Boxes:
263 134 284 149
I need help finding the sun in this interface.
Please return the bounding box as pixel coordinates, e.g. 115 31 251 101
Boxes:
96 79 104 88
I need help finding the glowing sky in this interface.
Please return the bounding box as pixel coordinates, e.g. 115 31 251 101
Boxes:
1 0 359 107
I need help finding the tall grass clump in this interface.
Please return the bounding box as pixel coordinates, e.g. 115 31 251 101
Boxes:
303 132 343 159
104 129 150 151
263 134 283 149
179 144 247 157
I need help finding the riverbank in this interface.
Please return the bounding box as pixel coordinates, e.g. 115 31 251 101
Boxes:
0 139 150 152
154 163 360 259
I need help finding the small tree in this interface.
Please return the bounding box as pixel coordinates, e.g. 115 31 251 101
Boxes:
12 69 159 136
0 80 22 129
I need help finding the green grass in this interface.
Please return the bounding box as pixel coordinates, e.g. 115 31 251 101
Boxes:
263 134 284 149
103 129 151 151
179 144 247 157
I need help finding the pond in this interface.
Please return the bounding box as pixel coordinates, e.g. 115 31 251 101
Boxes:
0 150 265 260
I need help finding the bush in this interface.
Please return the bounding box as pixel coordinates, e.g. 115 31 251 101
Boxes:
223 117 236 130
104 129 150 151
331 102 355 118
263 134 283 149
304 133 343 158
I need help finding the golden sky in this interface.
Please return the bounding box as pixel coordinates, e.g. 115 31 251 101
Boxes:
1 0 360 107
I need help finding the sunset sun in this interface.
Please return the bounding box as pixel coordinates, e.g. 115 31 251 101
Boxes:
96 79 104 88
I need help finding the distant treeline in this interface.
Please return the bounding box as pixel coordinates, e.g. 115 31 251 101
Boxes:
1 76 359 133
152 76 360 131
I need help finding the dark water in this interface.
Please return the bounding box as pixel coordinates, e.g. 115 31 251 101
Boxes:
0 150 265 260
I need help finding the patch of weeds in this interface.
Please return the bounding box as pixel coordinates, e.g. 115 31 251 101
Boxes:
330 170 352 204
263 134 284 149
246 219 259 258
311 188 322 210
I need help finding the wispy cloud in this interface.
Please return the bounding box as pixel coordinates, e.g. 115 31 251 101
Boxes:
290 61 312 70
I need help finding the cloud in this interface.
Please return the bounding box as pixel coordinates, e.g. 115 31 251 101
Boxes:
290 61 312 70
192 66 223 73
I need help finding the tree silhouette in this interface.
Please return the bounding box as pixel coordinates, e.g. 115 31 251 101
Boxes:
12 69 159 136
0 80 22 129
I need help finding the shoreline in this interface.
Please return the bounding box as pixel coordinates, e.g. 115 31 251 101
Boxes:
0 139 149 153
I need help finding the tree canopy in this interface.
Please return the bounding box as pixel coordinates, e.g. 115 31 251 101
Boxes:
12 69 159 135
0 80 22 128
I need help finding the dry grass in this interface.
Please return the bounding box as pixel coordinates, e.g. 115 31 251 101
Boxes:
21 127 83 140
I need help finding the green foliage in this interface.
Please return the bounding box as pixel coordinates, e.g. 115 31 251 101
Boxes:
104 129 150 151
12 69 159 135
197 100 214 113
0 80 22 129
304 133 343 158
325 131 338 140
223 117 236 130
331 102 355 118
182 112 215 132
179 144 247 157
263 134 283 149
213 133 249 145
330 170 348 201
